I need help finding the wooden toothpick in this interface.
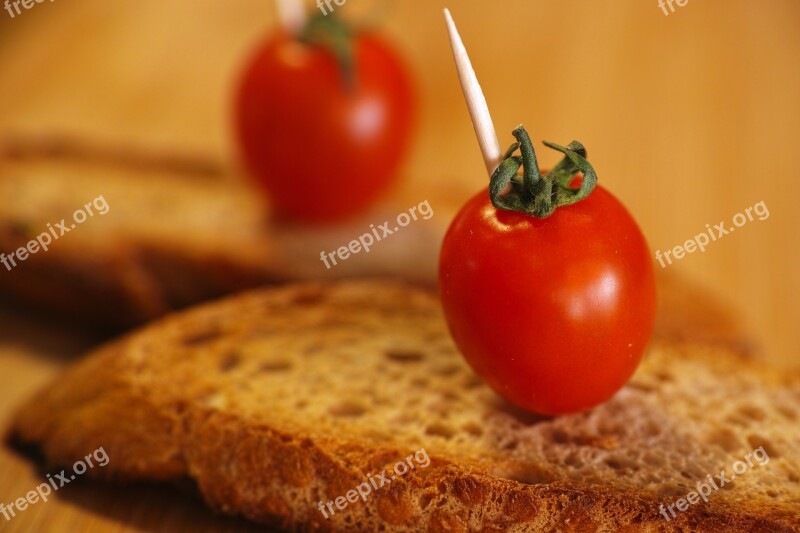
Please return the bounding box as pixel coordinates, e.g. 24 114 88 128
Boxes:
443 8 503 177
276 0 307 34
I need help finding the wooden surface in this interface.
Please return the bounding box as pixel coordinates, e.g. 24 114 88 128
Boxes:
0 1 798 531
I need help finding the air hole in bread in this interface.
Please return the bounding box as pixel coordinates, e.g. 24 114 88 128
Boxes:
777 405 797 421
738 405 766 422
653 371 674 383
421 327 442 339
435 344 456 355
551 428 569 444
564 453 583 468
246 326 275 339
260 360 293 372
462 422 483 437
706 427 741 452
410 377 429 387
642 420 661 438
605 457 635 471
425 423 455 439
747 435 779 458
419 493 434 509
506 469 553 485
643 453 665 468
171 400 189 415
725 413 751 427
302 343 323 356
464 375 483 389
386 349 425 363
329 401 367 418
291 288 325 306
502 440 519 451
440 390 460 401
183 328 222 346
628 381 656 393
219 352 240 372
433 364 460 377
391 412 413 425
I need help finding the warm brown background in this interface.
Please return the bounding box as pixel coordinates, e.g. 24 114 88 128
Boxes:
1 0 797 367
0 1 797 531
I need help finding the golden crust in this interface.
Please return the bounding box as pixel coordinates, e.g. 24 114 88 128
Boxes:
9 282 799 531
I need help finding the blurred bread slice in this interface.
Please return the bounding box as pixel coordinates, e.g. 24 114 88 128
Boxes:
0 135 443 327
0 135 751 354
9 281 799 531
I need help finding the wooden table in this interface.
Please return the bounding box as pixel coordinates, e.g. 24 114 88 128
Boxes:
0 0 798 531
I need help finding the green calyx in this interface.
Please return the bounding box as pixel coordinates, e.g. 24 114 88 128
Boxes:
298 12 356 88
489 125 598 218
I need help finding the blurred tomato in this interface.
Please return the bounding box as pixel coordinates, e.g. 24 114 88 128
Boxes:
235 25 415 223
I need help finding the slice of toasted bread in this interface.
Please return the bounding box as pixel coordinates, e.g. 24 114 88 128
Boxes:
0 135 444 327
9 281 799 531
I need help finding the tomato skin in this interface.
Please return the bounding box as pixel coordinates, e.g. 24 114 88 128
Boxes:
439 185 656 415
235 30 415 223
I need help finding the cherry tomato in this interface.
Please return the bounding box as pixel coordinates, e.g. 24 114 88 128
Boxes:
235 28 415 223
439 183 656 415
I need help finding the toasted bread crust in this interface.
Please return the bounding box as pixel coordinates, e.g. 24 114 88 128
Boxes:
9 282 799 531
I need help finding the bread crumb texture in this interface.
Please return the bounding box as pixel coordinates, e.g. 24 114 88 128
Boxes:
11 282 800 532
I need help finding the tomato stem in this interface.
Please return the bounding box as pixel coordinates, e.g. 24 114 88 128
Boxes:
299 13 356 89
489 125 597 218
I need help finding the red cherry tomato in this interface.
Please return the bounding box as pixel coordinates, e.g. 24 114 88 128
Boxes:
439 184 656 415
235 29 415 223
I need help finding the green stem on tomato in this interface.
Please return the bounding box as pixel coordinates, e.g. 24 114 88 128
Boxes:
489 125 598 218
298 13 356 89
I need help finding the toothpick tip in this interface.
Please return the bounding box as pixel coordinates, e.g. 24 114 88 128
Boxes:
276 0 307 34
443 7 503 177
443 9 457 41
